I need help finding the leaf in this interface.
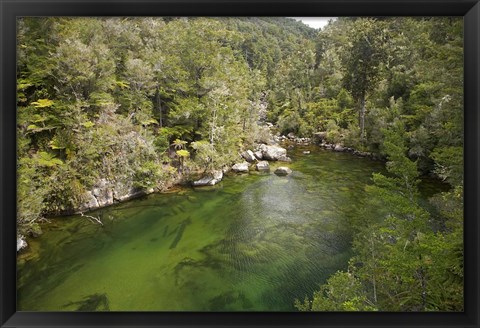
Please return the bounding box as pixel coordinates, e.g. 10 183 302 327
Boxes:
17 79 33 91
176 149 190 158
27 124 40 131
31 99 54 108
140 118 158 126
115 80 130 89
81 121 95 128
49 138 65 150
35 151 63 167
32 114 47 123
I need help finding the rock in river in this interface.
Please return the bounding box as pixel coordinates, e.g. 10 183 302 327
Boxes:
232 162 250 173
274 167 292 176
259 144 287 161
17 235 28 252
192 170 223 186
256 161 270 172
278 155 292 162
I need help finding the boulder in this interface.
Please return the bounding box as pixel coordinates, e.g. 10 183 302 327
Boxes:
334 144 345 152
278 155 292 162
274 167 292 176
92 179 114 207
353 150 370 157
96 188 114 207
241 150 256 162
17 235 28 252
303 151 311 154
256 161 270 172
79 191 99 211
287 132 296 139
314 131 328 141
260 144 287 161
192 170 223 186
254 151 263 160
232 162 250 173
113 182 136 202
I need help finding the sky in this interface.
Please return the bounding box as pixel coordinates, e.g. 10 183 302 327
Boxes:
290 17 336 30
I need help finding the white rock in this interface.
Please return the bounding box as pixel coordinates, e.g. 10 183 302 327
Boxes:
260 144 287 161
254 151 263 160
241 150 256 162
256 161 270 172
17 236 28 252
334 144 345 152
192 170 223 186
232 162 250 173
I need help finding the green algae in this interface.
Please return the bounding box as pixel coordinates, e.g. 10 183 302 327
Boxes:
17 146 446 311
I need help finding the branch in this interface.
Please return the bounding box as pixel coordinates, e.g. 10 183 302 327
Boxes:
80 212 103 225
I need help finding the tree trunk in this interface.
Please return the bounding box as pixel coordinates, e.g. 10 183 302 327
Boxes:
416 267 427 311
156 86 163 128
359 95 366 142
370 235 378 305
210 108 217 145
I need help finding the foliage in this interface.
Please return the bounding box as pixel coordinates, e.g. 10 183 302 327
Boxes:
17 17 463 312
299 121 463 312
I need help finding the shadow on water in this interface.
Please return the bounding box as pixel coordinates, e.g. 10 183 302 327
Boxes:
17 145 449 311
208 291 254 311
63 293 110 311
169 217 192 249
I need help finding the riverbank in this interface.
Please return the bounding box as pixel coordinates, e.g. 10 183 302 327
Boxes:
16 146 385 310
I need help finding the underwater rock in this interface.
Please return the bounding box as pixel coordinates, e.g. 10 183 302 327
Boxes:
277 155 292 162
274 167 292 176
303 151 311 154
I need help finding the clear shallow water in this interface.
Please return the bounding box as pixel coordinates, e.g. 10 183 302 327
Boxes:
17 146 447 311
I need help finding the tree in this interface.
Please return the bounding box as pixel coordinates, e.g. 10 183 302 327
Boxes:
341 18 388 142
298 118 463 311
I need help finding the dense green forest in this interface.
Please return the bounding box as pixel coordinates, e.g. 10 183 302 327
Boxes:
17 17 463 311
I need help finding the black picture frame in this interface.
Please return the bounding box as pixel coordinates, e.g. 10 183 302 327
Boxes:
1 0 479 327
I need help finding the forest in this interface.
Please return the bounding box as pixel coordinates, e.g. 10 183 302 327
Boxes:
17 17 463 311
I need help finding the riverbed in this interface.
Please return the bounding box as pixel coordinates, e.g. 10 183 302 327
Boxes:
16 145 447 311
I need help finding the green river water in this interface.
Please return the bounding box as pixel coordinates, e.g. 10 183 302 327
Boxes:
17 145 447 311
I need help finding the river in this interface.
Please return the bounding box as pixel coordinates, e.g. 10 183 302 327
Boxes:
16 145 447 311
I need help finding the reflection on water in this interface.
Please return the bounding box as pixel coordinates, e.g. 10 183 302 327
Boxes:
17 146 446 311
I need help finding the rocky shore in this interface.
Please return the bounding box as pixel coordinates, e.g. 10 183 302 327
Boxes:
17 126 381 253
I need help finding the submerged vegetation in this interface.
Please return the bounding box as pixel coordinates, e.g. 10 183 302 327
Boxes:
17 17 463 311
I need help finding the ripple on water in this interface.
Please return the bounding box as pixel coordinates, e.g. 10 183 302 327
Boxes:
17 146 447 311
